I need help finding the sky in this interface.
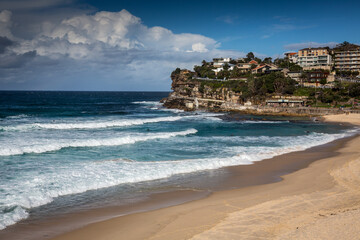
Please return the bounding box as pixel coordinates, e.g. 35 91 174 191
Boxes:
0 0 359 91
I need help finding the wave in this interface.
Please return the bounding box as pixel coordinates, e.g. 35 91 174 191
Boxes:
1 116 183 131
0 129 198 156
241 120 290 124
132 101 162 105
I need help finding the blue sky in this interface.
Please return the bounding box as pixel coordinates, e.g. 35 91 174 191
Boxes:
0 0 359 90
85 0 360 56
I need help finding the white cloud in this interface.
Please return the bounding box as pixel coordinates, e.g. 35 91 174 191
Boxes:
0 9 245 90
11 9 218 59
284 41 338 50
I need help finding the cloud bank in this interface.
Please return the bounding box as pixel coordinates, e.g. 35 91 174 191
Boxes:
0 8 244 90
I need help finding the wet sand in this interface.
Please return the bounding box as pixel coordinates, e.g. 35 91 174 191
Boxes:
2 114 360 240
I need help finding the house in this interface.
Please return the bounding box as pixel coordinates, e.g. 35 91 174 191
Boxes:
249 60 259 65
212 57 232 67
236 63 252 72
286 71 302 82
251 64 281 74
212 64 235 74
297 47 332 68
284 52 298 63
305 71 329 82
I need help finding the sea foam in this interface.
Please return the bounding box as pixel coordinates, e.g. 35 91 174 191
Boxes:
0 129 198 156
0 116 183 131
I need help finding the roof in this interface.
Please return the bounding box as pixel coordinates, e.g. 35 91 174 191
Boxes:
249 60 258 65
252 64 268 71
299 47 329 51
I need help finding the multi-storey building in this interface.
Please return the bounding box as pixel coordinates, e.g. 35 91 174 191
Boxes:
297 47 332 68
284 52 298 63
334 46 360 72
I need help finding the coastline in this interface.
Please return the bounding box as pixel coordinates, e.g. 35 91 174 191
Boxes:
1 114 359 240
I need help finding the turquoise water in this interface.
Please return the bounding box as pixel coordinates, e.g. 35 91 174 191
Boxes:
0 91 357 229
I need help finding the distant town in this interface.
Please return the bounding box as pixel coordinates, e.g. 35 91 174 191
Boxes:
165 41 360 114
192 41 360 86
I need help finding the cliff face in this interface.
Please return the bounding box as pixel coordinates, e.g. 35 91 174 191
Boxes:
162 70 241 111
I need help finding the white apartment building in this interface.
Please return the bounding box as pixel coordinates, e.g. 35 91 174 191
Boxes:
297 48 332 68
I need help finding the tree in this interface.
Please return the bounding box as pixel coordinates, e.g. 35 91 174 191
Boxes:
263 57 272 64
172 68 181 76
246 52 255 60
229 59 237 65
320 78 327 85
333 41 360 51
254 57 262 64
349 83 360 98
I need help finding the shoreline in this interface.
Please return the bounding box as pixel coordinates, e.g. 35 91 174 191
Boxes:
1 114 359 240
52 113 360 240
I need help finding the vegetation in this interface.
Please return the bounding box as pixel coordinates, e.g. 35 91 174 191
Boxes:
333 41 360 51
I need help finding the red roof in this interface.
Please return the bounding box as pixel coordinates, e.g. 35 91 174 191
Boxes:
289 52 297 56
249 60 258 65
252 64 266 71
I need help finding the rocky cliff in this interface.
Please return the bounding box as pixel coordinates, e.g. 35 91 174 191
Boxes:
161 70 242 111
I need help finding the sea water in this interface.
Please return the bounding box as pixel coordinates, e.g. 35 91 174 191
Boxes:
0 91 357 229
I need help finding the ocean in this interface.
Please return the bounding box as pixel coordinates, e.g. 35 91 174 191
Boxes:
0 91 357 230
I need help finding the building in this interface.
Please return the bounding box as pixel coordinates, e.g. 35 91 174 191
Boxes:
248 60 259 65
236 63 252 72
305 71 329 82
297 47 332 68
334 45 360 72
212 64 235 74
286 71 302 82
284 52 298 63
252 64 282 74
266 96 306 107
212 58 232 67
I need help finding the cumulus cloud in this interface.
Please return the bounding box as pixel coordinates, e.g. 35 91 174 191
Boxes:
284 41 338 50
0 9 244 90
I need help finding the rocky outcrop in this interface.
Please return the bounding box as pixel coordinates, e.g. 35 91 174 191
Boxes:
162 70 241 111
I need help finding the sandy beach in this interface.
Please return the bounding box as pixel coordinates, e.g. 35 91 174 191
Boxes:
43 113 360 240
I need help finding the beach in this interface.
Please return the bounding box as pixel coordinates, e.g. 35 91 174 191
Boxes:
43 113 360 240
0 111 359 240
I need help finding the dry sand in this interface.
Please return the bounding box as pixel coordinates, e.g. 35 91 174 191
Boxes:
48 114 360 240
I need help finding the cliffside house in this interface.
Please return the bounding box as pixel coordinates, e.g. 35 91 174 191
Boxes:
284 52 298 63
297 47 332 68
249 60 259 65
305 70 330 82
251 64 283 74
212 64 235 74
236 63 252 72
212 57 232 68
286 71 302 82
